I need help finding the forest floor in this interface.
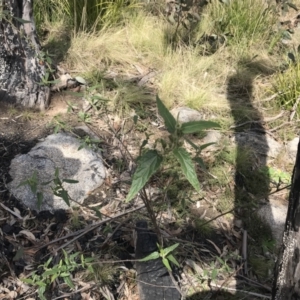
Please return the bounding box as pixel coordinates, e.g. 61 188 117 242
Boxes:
1 1 300 299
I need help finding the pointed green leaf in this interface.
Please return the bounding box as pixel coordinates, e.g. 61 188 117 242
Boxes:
167 254 180 267
156 96 176 133
61 190 70 206
194 157 206 170
173 148 200 192
41 180 52 186
44 257 53 268
162 257 171 271
139 251 160 261
31 181 38 194
181 121 220 134
126 150 162 202
54 125 60 133
51 273 59 283
75 76 87 85
22 278 35 284
199 142 216 151
184 137 199 150
16 180 27 189
14 17 32 24
216 257 225 265
55 168 60 178
36 281 47 287
38 286 47 300
162 243 179 257
37 192 44 209
211 268 218 281
43 269 58 277
92 207 102 219
64 276 75 288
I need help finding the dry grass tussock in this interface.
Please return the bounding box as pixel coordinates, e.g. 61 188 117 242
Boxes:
65 3 282 115
65 11 239 110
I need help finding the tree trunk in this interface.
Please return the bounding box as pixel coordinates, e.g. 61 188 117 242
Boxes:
0 0 50 110
272 137 300 299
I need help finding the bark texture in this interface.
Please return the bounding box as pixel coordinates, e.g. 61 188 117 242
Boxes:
272 137 300 299
0 0 50 109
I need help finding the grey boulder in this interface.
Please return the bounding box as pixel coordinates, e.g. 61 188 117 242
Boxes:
8 133 106 212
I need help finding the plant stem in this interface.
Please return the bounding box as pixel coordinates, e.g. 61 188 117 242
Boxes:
141 187 162 245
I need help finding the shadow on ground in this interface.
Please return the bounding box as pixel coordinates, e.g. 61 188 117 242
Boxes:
226 58 276 295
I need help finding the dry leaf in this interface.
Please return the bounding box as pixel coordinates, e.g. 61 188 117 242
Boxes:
19 230 36 241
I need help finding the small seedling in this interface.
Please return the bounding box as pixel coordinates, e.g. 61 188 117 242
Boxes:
50 115 69 133
78 135 102 151
78 111 92 124
18 168 78 209
22 251 94 300
139 243 180 271
126 95 220 202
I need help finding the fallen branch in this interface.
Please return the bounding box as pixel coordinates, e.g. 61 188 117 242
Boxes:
230 111 285 129
210 283 271 299
38 204 145 254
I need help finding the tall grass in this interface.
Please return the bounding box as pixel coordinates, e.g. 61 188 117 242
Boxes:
273 62 300 114
202 0 277 46
34 0 140 33
66 11 230 109
36 0 281 113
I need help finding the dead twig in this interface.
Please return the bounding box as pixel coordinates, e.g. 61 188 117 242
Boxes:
168 269 184 297
268 184 291 196
289 96 300 121
52 284 93 300
38 204 145 254
269 120 300 132
196 208 235 229
100 217 130 249
230 111 285 129
242 229 248 275
0 203 23 220
209 283 271 299
254 93 278 103
237 274 272 292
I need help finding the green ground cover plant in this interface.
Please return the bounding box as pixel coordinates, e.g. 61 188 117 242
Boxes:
22 251 94 300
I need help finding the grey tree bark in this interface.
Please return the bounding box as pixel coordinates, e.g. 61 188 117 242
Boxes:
272 138 300 299
0 0 50 110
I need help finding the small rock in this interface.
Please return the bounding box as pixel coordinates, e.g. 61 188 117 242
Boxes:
257 198 288 245
286 137 299 161
234 219 243 228
233 132 282 160
74 125 99 140
201 131 222 151
170 107 202 123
